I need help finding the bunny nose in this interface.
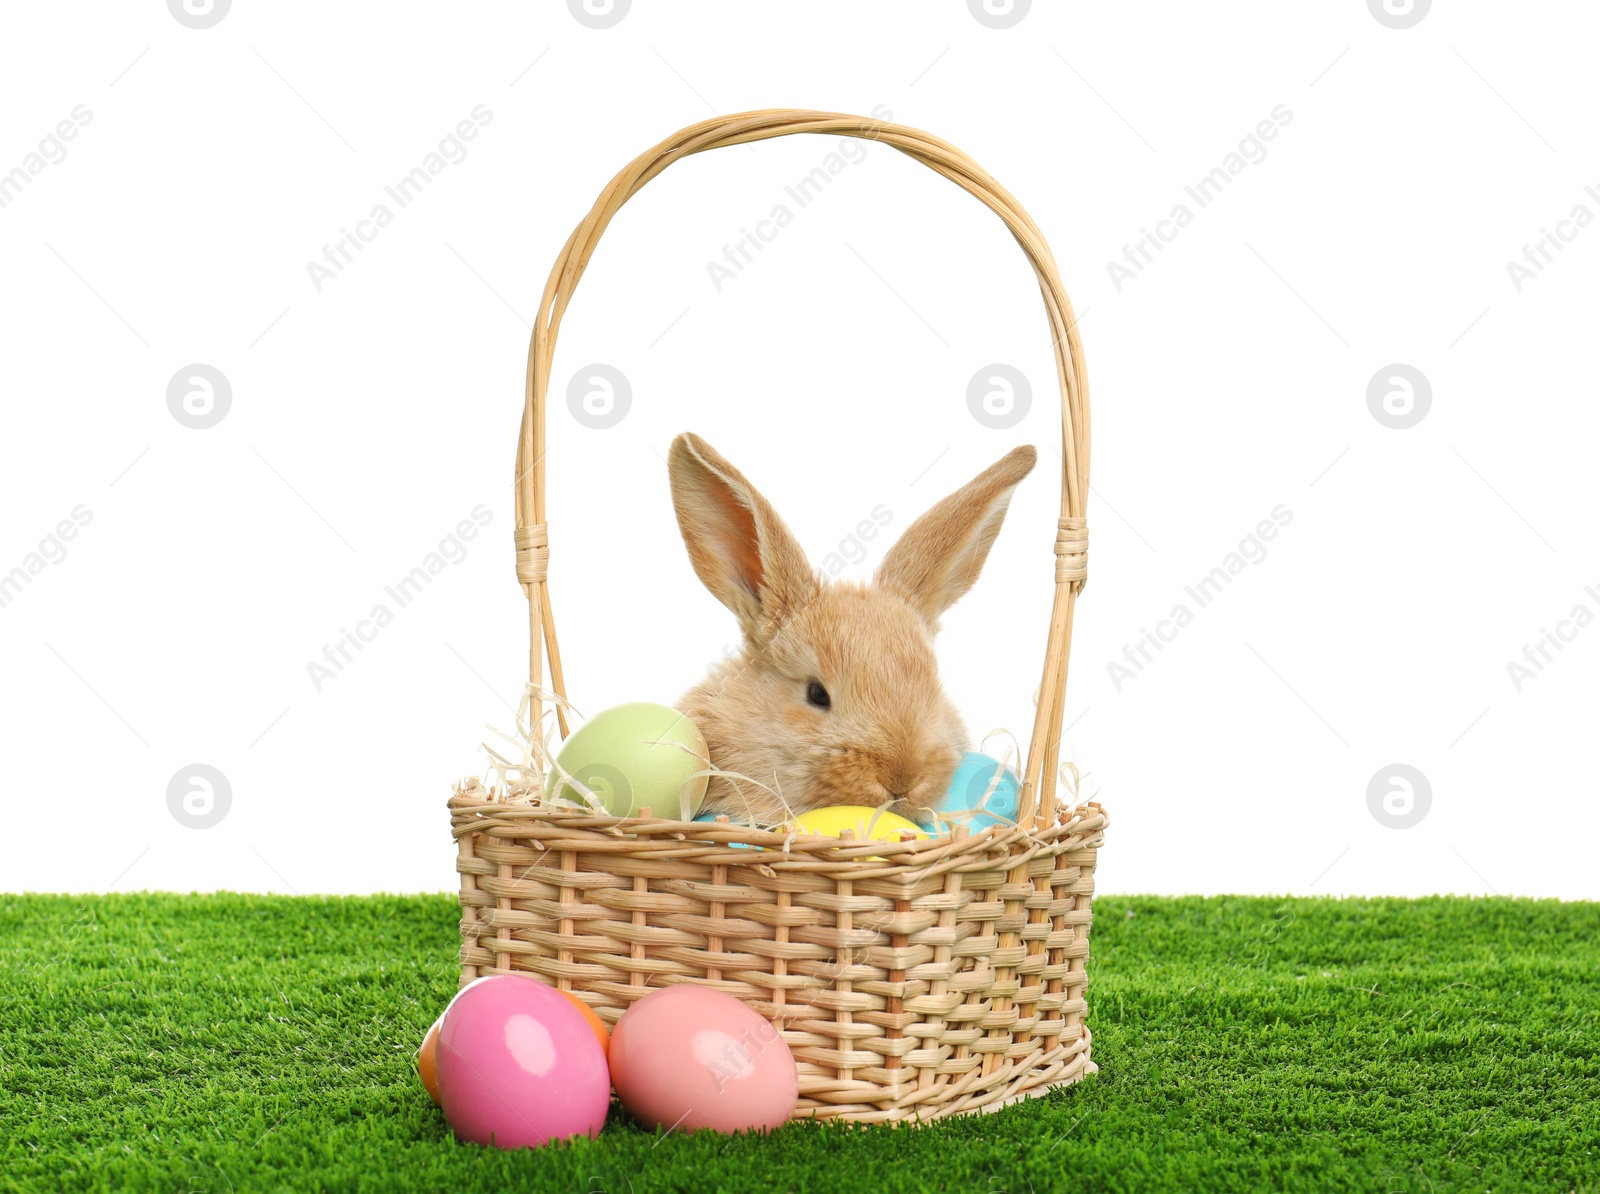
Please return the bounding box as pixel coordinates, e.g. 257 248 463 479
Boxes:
883 766 918 804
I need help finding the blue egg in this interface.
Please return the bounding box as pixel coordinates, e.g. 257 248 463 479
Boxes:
911 752 1022 832
693 810 752 848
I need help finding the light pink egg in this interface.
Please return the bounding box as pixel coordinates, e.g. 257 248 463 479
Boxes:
436 974 611 1149
609 986 798 1134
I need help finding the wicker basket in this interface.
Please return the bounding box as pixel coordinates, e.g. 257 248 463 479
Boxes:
450 108 1104 1125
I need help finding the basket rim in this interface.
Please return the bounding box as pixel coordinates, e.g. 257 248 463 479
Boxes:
449 790 1105 835
448 792 1107 883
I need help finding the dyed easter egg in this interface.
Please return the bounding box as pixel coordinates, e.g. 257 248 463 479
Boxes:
418 985 607 1107
435 975 610 1149
609 986 797 1134
560 990 612 1059
910 752 1021 832
692 811 753 848
789 805 928 843
546 702 708 819
417 1014 443 1104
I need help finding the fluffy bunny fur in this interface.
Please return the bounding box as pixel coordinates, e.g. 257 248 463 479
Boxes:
668 432 1036 825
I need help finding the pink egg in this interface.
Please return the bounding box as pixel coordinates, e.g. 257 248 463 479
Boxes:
436 975 611 1149
609 986 798 1134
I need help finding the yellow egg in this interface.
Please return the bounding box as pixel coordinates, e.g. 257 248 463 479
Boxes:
545 702 708 818
790 805 930 844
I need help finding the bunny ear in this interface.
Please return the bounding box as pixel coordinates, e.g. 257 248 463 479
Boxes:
876 445 1038 626
668 432 817 644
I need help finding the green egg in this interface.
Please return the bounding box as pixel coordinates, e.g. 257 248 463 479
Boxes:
545 702 709 819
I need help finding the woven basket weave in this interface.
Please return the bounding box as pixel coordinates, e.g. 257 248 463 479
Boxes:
450 108 1104 1125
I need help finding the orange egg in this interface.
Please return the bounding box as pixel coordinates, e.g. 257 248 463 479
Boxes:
417 985 610 1106
417 1015 443 1104
561 990 612 1059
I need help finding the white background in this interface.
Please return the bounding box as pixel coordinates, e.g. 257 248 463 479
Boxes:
1 0 1594 900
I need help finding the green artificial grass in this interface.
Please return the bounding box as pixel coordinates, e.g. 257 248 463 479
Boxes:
1 893 1596 1193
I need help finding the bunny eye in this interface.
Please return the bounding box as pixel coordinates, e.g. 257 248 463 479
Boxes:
805 680 831 710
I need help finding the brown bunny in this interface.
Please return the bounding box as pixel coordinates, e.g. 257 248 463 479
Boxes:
668 432 1037 824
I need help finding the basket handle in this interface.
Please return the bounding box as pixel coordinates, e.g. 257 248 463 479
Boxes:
515 109 1090 829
